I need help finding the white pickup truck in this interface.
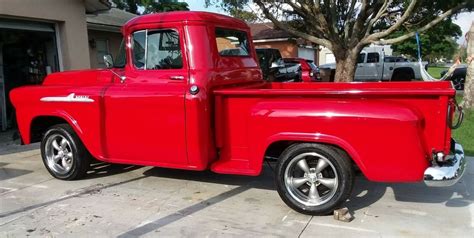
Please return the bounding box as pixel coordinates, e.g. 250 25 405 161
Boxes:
320 47 428 82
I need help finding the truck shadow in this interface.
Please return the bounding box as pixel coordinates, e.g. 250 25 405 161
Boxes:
84 161 143 180
346 171 473 211
142 163 277 191
142 163 473 212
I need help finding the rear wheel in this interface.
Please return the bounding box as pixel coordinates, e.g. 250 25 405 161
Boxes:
41 124 91 180
452 77 465 90
275 143 354 215
391 69 414 81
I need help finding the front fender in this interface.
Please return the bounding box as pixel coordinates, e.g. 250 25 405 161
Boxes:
11 86 104 161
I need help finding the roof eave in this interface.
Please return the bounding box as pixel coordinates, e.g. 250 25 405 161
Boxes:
87 23 122 33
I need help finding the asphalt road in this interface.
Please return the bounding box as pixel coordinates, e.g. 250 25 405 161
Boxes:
0 143 473 237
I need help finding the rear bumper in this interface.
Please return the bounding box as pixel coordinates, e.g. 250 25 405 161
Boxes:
424 141 466 187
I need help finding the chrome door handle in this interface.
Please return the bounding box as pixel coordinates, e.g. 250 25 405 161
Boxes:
170 75 184 80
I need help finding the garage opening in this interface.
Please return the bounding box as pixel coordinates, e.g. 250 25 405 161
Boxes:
0 19 60 133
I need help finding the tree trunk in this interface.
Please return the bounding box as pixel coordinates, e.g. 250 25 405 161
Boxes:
461 57 474 110
334 52 359 82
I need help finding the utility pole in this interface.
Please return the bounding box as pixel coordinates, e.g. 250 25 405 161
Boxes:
462 22 474 110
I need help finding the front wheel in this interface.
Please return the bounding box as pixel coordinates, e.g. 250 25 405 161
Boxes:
41 124 91 180
276 143 354 215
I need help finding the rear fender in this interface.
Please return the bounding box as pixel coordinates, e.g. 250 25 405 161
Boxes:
262 132 366 174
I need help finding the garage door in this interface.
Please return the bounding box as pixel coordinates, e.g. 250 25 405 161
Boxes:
325 53 335 64
0 18 59 131
298 47 315 61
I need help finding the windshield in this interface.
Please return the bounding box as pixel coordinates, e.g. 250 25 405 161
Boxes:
114 39 126 68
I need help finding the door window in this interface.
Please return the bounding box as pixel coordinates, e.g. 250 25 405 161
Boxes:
132 29 183 70
367 53 380 63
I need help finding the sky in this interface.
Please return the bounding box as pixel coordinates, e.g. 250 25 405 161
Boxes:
184 0 473 44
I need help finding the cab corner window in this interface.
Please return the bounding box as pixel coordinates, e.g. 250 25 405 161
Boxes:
357 53 366 64
132 29 183 70
215 28 250 57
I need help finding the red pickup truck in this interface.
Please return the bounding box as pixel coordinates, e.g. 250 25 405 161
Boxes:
10 12 466 215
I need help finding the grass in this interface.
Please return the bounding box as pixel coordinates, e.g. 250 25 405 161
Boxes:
453 95 473 156
427 66 448 78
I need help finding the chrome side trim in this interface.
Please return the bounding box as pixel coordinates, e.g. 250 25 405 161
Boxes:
40 93 94 103
424 141 466 187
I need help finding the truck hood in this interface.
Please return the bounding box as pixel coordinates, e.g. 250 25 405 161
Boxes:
42 69 112 86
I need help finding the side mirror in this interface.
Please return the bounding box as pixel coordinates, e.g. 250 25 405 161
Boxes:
103 54 114 69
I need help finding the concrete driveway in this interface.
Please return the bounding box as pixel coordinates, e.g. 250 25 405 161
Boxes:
1 143 473 237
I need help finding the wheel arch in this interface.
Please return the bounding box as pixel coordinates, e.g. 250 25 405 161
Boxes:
262 133 367 175
28 113 84 144
391 67 415 81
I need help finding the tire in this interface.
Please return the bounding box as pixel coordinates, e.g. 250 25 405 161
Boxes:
330 70 335 82
275 143 354 215
452 77 465 90
41 124 91 180
392 70 414 81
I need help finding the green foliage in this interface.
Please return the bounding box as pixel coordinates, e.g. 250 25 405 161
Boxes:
391 19 462 61
112 0 138 14
454 95 474 156
427 66 449 78
112 0 189 14
228 8 258 23
205 0 258 22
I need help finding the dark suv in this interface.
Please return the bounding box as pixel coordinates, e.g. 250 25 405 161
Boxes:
256 48 300 82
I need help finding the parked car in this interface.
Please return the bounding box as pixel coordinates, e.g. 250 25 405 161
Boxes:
11 11 465 216
256 48 300 82
320 47 428 82
441 65 467 90
283 58 321 82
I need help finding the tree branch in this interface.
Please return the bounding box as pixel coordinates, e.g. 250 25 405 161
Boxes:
371 3 467 45
350 0 369 43
365 0 418 41
254 0 333 49
365 0 392 36
343 0 358 38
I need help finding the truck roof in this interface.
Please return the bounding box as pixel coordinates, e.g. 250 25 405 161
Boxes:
124 11 249 30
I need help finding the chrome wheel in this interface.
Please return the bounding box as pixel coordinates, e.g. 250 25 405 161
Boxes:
45 134 74 175
284 152 338 206
453 77 464 90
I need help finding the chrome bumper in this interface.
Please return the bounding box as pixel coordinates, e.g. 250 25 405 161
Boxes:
424 142 466 187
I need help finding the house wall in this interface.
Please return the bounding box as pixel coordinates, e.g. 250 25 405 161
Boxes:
88 30 123 68
319 46 335 65
0 0 91 70
254 41 298 58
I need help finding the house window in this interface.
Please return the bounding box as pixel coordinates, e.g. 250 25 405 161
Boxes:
95 39 109 68
215 28 250 56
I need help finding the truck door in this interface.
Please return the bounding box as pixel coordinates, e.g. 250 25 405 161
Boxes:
354 52 365 81
364 52 383 81
104 27 188 166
